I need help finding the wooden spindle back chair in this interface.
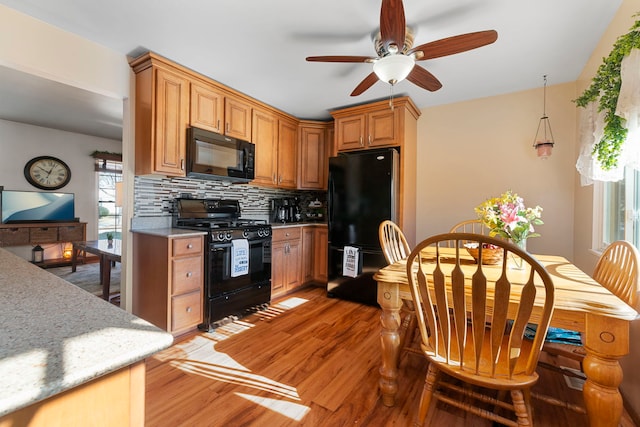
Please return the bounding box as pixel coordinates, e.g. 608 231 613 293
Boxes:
406 233 556 426
379 220 410 265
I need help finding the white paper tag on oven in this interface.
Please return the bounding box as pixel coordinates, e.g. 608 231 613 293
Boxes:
343 246 359 278
231 239 249 277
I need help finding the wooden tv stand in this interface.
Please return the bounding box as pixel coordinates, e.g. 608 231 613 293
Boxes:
0 221 87 267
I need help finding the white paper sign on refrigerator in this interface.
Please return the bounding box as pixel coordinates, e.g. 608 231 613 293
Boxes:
343 246 360 278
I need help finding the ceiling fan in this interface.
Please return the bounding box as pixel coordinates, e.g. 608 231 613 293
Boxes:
306 0 498 96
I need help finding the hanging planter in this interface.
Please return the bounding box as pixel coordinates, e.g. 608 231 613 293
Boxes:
574 16 640 171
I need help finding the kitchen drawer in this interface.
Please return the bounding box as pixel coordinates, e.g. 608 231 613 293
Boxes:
171 290 202 333
171 255 203 295
272 226 301 243
0 227 29 246
172 236 203 257
30 227 58 243
58 224 84 241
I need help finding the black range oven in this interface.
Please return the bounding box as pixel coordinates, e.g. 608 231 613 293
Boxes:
173 198 271 330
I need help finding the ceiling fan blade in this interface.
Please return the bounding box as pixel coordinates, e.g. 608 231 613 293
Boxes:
306 55 374 63
409 30 498 60
406 66 442 92
351 72 379 96
380 0 406 51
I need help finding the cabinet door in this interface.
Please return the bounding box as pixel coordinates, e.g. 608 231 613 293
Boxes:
190 81 224 134
301 227 315 284
336 115 366 151
367 109 396 147
252 108 278 186
271 241 287 298
225 96 252 141
277 118 298 189
298 125 327 190
313 227 328 283
285 239 302 291
153 67 190 176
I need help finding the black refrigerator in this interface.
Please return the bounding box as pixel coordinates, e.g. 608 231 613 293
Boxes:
327 148 399 306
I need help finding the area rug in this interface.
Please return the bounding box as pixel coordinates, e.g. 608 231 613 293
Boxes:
46 261 121 297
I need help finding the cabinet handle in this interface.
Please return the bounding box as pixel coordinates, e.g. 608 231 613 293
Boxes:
359 136 364 146
186 307 192 313
273 173 277 184
187 244 193 249
226 123 230 133
186 272 193 277
217 119 220 130
285 232 290 237
368 135 372 145
180 159 185 170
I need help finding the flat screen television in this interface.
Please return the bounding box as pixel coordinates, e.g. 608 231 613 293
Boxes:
1 190 76 223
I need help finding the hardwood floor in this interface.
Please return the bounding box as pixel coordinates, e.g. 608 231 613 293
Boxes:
145 286 635 426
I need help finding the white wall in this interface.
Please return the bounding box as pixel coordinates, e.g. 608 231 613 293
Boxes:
0 119 121 259
415 82 577 259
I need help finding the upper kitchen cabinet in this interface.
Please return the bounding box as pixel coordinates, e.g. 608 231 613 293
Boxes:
331 96 420 153
298 120 330 190
190 80 224 134
130 53 190 177
252 108 297 189
225 96 252 141
190 80 252 141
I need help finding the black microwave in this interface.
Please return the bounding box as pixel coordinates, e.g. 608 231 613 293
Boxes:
186 127 255 182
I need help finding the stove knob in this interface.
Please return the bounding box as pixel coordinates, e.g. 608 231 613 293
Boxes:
218 232 225 241
226 231 233 240
243 230 249 238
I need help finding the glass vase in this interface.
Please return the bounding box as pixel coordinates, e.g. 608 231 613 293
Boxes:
510 238 527 270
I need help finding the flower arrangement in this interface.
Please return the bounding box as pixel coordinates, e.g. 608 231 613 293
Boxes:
474 190 543 245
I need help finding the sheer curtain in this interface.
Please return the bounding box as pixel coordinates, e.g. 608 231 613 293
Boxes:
576 48 640 185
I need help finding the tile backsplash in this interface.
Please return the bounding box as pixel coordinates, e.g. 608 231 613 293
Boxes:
132 176 326 228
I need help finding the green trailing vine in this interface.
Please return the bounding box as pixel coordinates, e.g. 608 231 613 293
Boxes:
575 15 640 170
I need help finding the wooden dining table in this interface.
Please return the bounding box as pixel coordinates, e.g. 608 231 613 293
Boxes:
374 250 638 427
71 239 122 301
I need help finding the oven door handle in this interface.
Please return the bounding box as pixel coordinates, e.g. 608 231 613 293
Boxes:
211 243 232 250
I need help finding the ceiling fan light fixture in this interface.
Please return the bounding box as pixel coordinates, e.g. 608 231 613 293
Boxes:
373 54 415 85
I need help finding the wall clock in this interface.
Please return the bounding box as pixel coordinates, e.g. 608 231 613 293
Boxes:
24 156 72 190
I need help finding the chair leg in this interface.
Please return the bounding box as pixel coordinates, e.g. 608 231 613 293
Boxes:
510 389 532 426
417 364 439 425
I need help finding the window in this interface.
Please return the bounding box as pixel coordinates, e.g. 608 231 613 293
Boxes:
596 168 640 249
95 156 122 239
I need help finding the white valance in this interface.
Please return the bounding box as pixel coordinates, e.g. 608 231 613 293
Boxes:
576 48 640 185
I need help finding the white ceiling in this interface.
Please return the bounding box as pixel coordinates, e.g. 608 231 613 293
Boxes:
0 0 623 141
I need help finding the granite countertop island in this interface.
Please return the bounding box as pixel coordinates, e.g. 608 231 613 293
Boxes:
0 248 174 418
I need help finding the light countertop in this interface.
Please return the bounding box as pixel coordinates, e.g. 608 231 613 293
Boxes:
0 248 174 417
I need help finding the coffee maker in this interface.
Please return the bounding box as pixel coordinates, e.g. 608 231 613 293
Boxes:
270 197 300 223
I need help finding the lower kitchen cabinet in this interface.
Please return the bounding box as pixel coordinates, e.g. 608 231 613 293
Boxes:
132 232 204 336
271 224 328 300
271 226 302 299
